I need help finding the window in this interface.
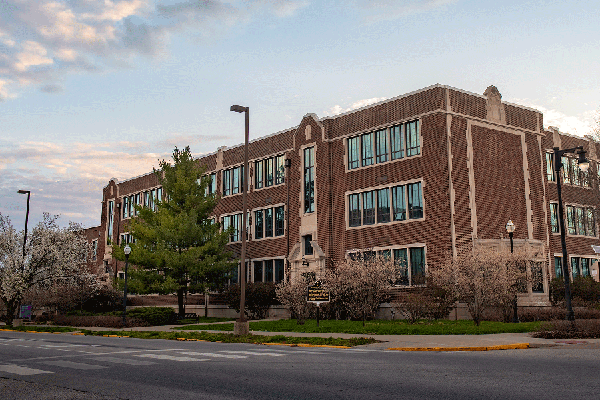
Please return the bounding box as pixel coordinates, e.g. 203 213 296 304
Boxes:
255 155 285 189
276 156 285 185
550 203 559 233
129 195 135 217
565 205 596 237
348 120 420 170
205 173 216 195
361 133 373 167
253 261 263 282
349 245 426 286
303 234 313 256
134 193 140 215
531 262 544 293
304 147 315 213
362 191 375 225
107 200 114 245
554 256 562 278
561 156 590 187
123 197 129 219
264 259 274 282
255 160 263 189
571 257 593 278
223 213 242 242
407 182 423 219
275 206 285 236
348 193 361 227
375 129 388 164
348 136 360 169
546 152 555 182
249 259 284 283
275 259 285 282
348 181 423 228
120 233 134 245
223 166 244 196
377 188 390 223
254 206 285 239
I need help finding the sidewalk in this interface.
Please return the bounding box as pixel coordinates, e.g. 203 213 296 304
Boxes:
50 323 600 351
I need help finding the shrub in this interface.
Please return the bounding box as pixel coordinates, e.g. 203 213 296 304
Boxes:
275 279 313 324
52 314 149 328
550 277 600 306
224 283 278 320
124 307 178 325
392 286 454 323
532 319 600 339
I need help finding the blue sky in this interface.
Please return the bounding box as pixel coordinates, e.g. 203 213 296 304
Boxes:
1 0 599 229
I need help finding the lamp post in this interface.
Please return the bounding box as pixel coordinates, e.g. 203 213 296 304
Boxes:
17 190 31 259
230 104 250 335
554 146 589 321
122 245 131 326
285 158 291 282
506 220 518 323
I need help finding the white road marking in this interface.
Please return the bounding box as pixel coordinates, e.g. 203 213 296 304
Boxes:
93 357 156 366
0 364 54 376
178 352 247 359
135 354 209 362
219 350 286 356
40 360 107 370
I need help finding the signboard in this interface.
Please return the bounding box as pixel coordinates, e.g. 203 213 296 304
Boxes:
19 305 32 319
307 282 330 303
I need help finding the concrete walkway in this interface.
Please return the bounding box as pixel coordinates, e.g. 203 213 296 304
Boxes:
26 322 599 351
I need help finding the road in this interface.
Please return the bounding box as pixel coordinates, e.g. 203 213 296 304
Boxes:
1 331 599 399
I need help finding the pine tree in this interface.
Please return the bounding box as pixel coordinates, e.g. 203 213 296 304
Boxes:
114 146 235 315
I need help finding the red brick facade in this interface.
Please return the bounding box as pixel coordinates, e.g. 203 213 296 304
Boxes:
90 84 600 300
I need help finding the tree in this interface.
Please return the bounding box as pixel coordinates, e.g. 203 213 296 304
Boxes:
0 213 89 324
113 146 236 315
323 255 398 326
429 247 540 326
275 277 313 325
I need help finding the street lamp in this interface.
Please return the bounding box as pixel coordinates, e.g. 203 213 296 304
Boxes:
230 104 250 335
122 244 131 326
285 158 292 282
506 220 518 323
17 190 31 259
554 146 589 321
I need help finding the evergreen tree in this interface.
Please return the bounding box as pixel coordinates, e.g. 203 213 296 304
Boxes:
114 146 235 315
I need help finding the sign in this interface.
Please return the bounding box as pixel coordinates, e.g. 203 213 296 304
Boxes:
307 282 330 303
19 305 32 319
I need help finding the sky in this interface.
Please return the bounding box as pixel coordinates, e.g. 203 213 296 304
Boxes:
1 0 599 229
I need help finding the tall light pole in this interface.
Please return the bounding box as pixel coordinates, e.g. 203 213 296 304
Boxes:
285 158 291 282
230 104 250 335
17 190 31 259
506 220 518 323
122 245 131 326
554 146 589 321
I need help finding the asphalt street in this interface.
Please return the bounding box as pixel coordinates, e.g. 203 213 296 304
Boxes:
1 331 600 399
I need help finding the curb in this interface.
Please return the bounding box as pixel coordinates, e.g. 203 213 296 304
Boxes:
387 343 530 351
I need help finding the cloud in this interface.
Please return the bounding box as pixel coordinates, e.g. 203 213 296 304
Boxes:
326 96 388 116
509 98 596 137
353 0 459 23
0 134 229 228
0 0 308 99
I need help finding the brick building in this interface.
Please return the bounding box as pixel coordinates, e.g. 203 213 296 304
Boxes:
91 84 600 305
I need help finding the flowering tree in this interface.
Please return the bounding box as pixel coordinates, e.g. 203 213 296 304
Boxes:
275 278 313 325
429 247 540 325
0 213 90 324
323 255 399 326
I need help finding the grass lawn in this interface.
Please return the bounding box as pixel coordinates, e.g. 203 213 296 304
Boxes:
177 319 543 335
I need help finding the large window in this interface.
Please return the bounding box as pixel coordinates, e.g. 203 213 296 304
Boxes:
554 256 562 278
255 155 285 189
222 213 242 242
254 206 285 239
546 152 555 182
223 166 244 196
565 205 596 237
107 200 114 245
348 246 426 286
347 181 423 228
561 156 590 187
571 257 594 278
204 173 216 195
304 147 315 213
348 120 419 170
550 203 559 233
251 258 285 283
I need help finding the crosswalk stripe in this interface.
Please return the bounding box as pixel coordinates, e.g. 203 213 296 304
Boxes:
219 351 286 356
0 364 54 376
40 360 107 370
135 354 209 362
93 357 156 366
178 352 247 359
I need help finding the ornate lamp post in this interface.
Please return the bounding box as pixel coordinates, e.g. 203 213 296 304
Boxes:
506 220 518 323
122 245 131 326
553 146 589 321
230 104 250 335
